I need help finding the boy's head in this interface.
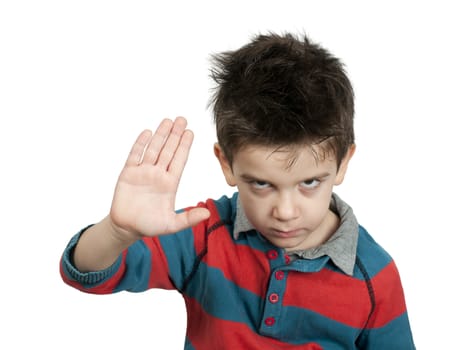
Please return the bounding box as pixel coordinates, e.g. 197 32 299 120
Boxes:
210 32 355 169
210 32 357 251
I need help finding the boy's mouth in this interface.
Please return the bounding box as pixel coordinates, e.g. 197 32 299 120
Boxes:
272 229 301 238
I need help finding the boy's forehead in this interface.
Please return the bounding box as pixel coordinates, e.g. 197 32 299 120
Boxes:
234 143 336 168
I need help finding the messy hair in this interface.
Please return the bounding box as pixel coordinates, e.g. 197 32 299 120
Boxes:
209 32 355 168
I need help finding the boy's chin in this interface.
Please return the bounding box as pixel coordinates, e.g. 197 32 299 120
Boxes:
266 237 304 251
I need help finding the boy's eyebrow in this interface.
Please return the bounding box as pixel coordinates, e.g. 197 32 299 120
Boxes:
239 172 332 182
240 174 265 182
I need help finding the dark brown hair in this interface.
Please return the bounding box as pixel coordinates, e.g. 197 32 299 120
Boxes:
209 32 354 167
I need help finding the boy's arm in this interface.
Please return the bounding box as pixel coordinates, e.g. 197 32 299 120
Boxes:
71 117 210 273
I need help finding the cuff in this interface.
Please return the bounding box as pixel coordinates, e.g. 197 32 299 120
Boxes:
61 225 122 286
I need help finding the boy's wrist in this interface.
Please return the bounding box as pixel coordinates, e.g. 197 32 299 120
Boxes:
105 216 142 248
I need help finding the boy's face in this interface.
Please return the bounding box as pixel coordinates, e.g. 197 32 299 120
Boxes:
215 143 355 251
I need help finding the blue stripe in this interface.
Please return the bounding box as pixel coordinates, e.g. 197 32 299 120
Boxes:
184 337 196 350
114 239 152 292
185 262 263 331
356 312 416 349
158 227 197 291
356 226 393 278
212 193 237 223
282 305 361 348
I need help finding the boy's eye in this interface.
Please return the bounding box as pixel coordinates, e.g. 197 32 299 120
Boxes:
300 179 320 189
251 180 271 190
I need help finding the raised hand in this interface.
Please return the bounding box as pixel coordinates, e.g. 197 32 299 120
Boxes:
109 117 210 241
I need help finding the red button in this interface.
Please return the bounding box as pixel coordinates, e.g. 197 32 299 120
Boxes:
275 271 285 280
269 293 279 303
264 317 276 326
284 254 291 264
267 250 278 260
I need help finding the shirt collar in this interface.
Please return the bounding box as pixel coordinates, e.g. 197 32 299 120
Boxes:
233 192 359 276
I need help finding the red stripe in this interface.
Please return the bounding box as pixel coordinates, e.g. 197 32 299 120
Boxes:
192 200 271 298
185 297 322 349
204 238 271 298
284 261 408 329
190 200 224 255
142 237 175 290
205 203 271 297
366 260 407 328
284 268 372 328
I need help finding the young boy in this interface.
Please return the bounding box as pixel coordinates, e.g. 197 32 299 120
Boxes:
60 32 416 349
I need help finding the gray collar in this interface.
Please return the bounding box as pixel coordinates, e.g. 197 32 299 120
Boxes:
233 193 359 276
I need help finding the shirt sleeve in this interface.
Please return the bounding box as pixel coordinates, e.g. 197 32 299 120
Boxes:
59 201 217 295
355 260 416 349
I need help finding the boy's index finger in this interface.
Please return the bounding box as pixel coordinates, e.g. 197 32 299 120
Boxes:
125 129 152 166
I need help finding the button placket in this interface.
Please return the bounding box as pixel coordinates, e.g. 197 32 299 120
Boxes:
260 249 286 337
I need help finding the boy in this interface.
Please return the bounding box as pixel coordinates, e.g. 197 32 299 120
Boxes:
60 32 416 349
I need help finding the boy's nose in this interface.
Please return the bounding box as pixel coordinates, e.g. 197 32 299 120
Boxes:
272 194 299 221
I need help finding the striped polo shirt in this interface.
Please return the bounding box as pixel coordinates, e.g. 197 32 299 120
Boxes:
60 192 416 349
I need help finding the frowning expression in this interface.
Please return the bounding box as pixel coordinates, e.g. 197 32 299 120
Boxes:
215 143 354 251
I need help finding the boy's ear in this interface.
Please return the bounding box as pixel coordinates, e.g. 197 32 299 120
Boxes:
214 143 237 187
334 144 356 186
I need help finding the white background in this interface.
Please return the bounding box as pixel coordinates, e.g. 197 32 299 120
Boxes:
1 1 472 348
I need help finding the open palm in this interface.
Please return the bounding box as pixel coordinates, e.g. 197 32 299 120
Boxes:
109 117 210 239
